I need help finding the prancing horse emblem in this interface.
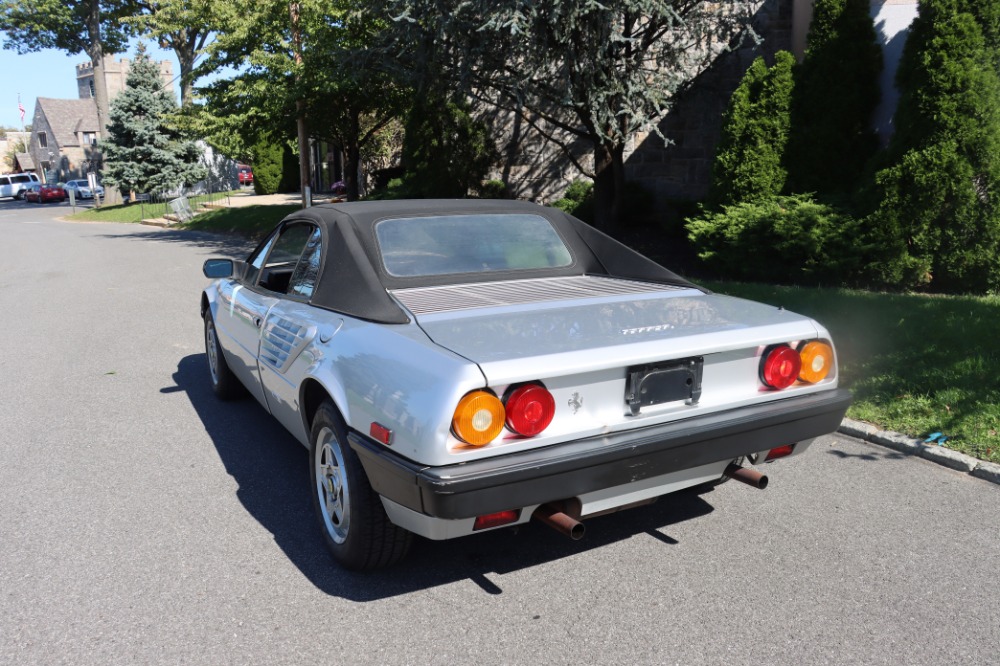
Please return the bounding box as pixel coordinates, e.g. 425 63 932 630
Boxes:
568 392 583 414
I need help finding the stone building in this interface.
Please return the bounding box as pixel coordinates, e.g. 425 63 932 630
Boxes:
28 99 100 182
25 55 175 182
75 56 174 102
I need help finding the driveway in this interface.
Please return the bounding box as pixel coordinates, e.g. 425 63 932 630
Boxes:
2 210 998 665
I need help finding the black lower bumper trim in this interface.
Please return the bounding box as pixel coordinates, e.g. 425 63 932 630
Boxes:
349 388 852 520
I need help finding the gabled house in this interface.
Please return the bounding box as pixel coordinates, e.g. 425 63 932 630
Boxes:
29 98 101 183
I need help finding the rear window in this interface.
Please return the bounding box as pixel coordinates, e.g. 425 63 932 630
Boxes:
13 175 30 183
375 214 573 278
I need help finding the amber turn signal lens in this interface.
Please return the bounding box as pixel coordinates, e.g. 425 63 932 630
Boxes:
798 341 834 383
452 390 505 446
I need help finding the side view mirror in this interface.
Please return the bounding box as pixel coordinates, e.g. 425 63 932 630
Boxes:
203 258 234 279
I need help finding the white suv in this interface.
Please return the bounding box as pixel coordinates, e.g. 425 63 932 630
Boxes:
0 172 41 200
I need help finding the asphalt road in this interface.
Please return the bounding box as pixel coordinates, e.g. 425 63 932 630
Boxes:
2 203 999 666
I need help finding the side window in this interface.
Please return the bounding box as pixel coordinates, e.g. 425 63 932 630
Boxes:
0 177 9 186
288 227 322 299
244 231 279 287
254 224 315 294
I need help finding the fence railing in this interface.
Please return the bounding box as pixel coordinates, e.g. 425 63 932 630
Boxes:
124 177 240 221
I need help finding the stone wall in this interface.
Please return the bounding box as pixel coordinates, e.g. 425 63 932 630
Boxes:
486 0 794 205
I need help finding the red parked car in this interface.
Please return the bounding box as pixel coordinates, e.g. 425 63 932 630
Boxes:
238 165 254 186
24 183 67 204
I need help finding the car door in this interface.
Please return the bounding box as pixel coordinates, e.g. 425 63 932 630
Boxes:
257 225 326 441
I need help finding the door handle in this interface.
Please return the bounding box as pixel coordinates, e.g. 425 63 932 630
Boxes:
254 317 262 328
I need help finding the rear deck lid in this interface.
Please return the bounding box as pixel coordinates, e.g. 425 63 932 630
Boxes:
391 276 819 385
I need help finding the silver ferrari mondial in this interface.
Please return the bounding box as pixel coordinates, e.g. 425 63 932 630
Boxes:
200 199 851 570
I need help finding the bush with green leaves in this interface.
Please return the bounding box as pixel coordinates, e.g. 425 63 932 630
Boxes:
402 94 497 198
785 0 882 196
709 51 795 207
251 137 284 196
686 194 863 286
868 2 1000 293
551 179 594 223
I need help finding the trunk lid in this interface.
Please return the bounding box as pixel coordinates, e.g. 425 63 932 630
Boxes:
392 276 820 386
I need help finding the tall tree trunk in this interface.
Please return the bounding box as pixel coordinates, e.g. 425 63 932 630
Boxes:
290 2 311 208
86 1 111 142
592 142 625 234
345 111 361 201
176 31 196 108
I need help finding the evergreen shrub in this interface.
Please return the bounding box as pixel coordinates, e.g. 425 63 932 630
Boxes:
686 194 863 285
251 138 284 196
709 51 796 207
552 179 594 223
869 3 1000 293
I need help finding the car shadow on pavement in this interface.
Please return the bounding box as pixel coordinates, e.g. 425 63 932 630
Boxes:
98 229 255 257
170 353 717 601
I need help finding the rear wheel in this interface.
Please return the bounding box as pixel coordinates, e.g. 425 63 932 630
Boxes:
309 401 412 571
204 313 244 400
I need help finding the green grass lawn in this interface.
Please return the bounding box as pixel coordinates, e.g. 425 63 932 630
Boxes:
68 191 238 224
703 281 1000 463
178 204 297 237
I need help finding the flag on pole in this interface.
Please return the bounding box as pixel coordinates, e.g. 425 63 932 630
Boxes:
18 99 25 122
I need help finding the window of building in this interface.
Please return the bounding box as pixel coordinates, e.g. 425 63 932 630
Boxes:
82 132 97 145
89 80 95 98
37 132 47 148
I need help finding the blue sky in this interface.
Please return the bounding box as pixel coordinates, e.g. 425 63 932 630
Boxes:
0 39 183 130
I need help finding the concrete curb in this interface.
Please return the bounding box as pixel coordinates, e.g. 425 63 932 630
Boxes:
838 418 1000 486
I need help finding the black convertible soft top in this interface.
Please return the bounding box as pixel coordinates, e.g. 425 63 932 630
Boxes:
277 199 702 324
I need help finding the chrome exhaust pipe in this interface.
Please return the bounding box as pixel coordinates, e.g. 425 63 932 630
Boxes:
724 463 769 490
533 502 586 540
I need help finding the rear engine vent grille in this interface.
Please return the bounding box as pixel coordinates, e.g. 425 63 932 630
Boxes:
391 276 684 315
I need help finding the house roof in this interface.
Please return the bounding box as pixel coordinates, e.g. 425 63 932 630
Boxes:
36 98 99 148
15 152 35 170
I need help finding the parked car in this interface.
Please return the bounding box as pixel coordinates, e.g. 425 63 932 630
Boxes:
200 200 851 571
237 165 253 186
61 179 105 200
23 182 66 203
0 172 40 200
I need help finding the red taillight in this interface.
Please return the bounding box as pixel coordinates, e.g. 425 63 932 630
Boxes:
760 345 802 390
504 383 555 437
473 509 521 531
765 444 795 461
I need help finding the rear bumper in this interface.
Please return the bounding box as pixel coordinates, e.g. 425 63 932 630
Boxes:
349 388 852 520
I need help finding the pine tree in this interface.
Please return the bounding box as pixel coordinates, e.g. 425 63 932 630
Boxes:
785 0 882 196
709 52 796 207
102 43 205 196
867 1 1000 293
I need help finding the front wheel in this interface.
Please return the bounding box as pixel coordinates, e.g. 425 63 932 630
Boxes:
204 312 244 400
309 401 412 571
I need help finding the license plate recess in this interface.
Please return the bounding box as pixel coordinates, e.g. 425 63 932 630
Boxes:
625 357 703 416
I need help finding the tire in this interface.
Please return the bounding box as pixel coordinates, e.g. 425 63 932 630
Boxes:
204 313 244 400
309 401 412 571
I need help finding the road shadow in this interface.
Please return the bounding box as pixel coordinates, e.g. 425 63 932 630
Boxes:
97 228 254 256
168 353 717 601
826 448 907 462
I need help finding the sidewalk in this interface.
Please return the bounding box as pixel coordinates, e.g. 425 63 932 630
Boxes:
220 191 341 207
